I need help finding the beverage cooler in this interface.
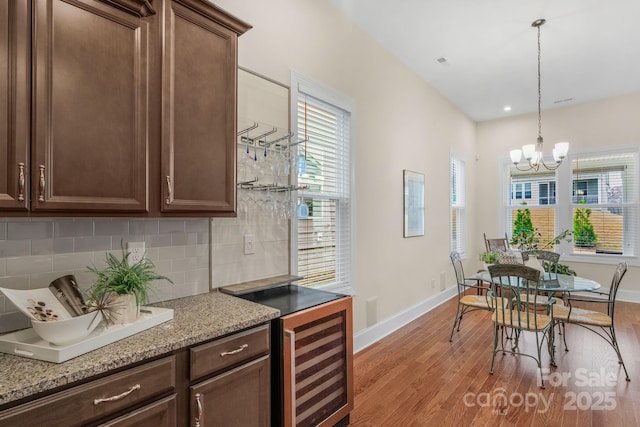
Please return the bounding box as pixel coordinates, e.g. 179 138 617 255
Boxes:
227 284 353 427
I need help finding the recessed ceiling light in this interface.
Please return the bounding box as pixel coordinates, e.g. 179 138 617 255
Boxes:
504 106 512 112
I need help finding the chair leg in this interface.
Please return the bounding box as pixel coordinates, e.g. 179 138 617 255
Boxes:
547 326 557 367
560 322 569 352
609 326 631 382
534 331 545 389
490 324 499 375
449 303 463 342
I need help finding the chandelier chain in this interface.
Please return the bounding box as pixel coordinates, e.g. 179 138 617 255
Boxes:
537 23 542 139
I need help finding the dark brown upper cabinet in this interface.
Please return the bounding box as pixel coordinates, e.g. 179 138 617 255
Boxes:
161 0 251 214
0 1 30 212
31 0 151 213
1 0 249 217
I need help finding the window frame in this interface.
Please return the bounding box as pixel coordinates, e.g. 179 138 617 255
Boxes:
289 71 356 295
450 152 467 257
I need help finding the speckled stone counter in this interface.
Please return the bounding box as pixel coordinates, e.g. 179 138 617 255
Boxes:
0 291 279 406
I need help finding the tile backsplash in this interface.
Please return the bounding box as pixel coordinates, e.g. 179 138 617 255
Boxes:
0 218 210 333
0 210 290 334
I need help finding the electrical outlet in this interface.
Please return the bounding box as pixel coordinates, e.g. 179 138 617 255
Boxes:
244 234 255 255
127 241 145 265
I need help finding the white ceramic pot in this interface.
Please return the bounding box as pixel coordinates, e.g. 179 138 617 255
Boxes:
110 293 139 324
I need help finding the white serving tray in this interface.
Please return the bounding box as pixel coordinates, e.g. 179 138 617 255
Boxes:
0 306 173 363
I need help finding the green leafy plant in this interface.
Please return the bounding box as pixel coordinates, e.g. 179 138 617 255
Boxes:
553 263 577 276
510 228 572 251
573 208 598 247
87 246 173 306
479 251 500 264
513 208 534 237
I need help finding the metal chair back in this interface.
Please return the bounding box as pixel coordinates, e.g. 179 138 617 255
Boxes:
521 250 560 273
484 233 510 252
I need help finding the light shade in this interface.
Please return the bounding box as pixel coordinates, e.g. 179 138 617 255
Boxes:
554 142 569 159
522 144 536 161
510 149 522 164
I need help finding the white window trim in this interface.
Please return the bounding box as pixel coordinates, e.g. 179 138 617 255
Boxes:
289 70 357 295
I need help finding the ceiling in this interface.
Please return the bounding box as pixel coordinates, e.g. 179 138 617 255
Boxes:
328 0 640 122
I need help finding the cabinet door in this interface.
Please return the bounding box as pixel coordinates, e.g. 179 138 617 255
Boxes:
0 0 29 211
31 0 149 212
190 355 270 427
161 0 249 214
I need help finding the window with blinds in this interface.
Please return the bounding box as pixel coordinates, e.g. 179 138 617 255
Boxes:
502 147 639 259
296 92 352 288
450 156 466 256
506 168 557 245
571 151 637 256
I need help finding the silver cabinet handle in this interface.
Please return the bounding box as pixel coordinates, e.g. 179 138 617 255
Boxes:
195 393 203 427
38 165 45 202
220 344 248 356
93 384 140 405
165 175 172 204
17 163 25 201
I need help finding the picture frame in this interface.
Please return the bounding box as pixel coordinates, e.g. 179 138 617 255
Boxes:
403 170 425 237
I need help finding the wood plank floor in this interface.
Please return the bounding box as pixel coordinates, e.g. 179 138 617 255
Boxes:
350 294 640 426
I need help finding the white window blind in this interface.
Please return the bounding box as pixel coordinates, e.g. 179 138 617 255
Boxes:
296 92 352 288
570 152 637 256
507 168 557 245
450 156 466 256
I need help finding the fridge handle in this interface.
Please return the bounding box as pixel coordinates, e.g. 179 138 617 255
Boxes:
284 329 296 426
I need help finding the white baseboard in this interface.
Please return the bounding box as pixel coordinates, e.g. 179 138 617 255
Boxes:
353 287 457 354
352 286 640 354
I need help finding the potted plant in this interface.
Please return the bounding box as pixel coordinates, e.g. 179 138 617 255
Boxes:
479 251 500 268
87 246 173 324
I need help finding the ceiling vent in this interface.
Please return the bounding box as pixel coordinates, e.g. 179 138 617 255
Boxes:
436 57 449 66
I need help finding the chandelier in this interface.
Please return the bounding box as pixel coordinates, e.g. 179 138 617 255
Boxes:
510 19 569 171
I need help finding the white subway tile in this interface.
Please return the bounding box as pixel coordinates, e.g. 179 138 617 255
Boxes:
6 255 52 276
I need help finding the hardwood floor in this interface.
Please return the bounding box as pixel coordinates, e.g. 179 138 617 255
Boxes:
350 294 640 426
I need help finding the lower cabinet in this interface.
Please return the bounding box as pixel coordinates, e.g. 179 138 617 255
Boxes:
0 356 176 427
0 323 270 427
191 356 270 427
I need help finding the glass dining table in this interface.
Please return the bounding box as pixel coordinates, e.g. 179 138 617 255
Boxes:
474 270 601 294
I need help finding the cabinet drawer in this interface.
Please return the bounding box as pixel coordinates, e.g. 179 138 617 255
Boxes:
97 395 177 427
190 323 269 381
0 356 176 427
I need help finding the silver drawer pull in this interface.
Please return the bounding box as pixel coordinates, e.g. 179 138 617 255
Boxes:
220 344 248 356
195 393 203 427
93 384 141 405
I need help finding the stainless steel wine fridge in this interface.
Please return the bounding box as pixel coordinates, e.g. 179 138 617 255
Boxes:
233 284 353 427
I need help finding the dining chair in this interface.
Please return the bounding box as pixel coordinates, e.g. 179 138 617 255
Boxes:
484 233 510 252
449 251 498 342
553 261 630 381
487 263 557 388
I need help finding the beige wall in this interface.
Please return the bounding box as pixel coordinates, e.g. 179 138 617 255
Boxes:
476 92 640 292
214 0 478 332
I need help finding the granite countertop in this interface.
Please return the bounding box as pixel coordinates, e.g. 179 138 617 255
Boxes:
0 291 279 406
